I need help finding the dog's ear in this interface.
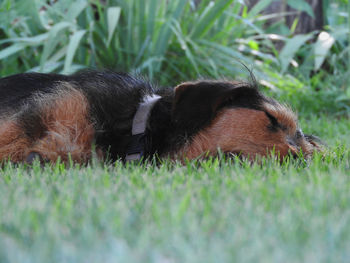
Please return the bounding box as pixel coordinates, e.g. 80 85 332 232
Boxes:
172 81 263 131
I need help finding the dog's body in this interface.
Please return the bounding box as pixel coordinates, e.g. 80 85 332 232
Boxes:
0 71 320 164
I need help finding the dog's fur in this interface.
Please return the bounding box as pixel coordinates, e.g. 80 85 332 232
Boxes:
0 71 321 164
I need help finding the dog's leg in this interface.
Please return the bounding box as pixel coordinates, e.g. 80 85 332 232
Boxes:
0 120 31 163
27 88 95 164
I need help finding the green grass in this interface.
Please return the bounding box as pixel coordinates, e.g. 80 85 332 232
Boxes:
0 114 349 263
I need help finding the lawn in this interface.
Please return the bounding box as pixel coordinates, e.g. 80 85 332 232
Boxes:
1 0 350 262
0 113 349 263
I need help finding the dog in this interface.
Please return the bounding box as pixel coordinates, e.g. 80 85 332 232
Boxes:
0 70 321 164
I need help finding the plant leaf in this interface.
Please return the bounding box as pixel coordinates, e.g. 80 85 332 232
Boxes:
152 0 187 67
191 0 234 38
287 0 314 18
248 0 273 17
0 33 48 46
40 21 72 71
0 43 26 60
63 30 86 74
279 33 314 72
147 0 158 37
107 6 121 46
314 31 335 71
66 0 88 21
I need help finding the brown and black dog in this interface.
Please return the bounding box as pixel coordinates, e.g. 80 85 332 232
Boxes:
0 71 321 164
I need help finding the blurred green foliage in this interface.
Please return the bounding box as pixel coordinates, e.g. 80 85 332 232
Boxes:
0 0 273 83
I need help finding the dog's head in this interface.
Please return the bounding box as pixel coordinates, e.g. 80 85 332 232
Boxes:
172 80 322 161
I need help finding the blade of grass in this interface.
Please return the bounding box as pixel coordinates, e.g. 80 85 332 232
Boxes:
40 21 72 71
0 33 48 45
287 0 314 18
279 33 314 73
107 6 121 46
171 22 199 74
314 31 335 71
152 0 187 73
133 35 151 68
16 0 44 33
120 0 135 68
247 0 272 18
153 0 187 55
29 62 64 73
0 43 26 60
65 0 88 21
199 40 252 63
190 0 234 39
63 29 86 74
137 1 146 43
147 0 158 38
348 0 350 70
